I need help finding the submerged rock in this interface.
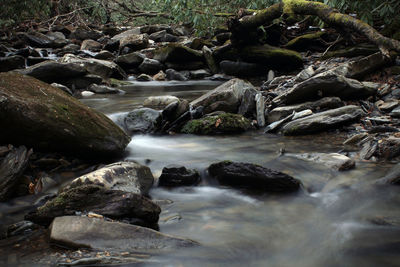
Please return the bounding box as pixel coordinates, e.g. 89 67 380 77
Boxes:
26 185 160 226
181 113 252 135
158 165 200 187
281 105 364 135
0 72 130 157
208 161 301 193
64 161 154 195
50 216 197 250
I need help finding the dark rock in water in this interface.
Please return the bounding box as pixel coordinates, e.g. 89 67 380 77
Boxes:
220 60 267 77
166 69 188 81
50 216 197 250
376 163 400 185
0 55 25 72
138 58 164 75
0 72 130 157
158 165 200 187
191 78 258 114
64 161 154 195
114 52 145 69
18 60 87 83
281 105 364 135
0 146 32 202
181 113 252 135
137 74 153 81
153 43 203 63
25 185 161 226
149 30 179 42
208 161 301 193
124 108 162 134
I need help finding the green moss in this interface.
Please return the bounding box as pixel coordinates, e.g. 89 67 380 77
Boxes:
285 32 326 51
108 78 131 87
181 113 252 135
153 43 203 63
321 44 379 59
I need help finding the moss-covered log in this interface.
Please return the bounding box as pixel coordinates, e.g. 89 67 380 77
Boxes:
229 0 400 55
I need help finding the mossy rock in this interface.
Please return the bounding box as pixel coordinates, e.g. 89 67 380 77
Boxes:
153 43 203 63
285 31 326 51
0 72 130 158
181 113 253 135
321 44 379 59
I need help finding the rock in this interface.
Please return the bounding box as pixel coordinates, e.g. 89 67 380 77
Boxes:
292 109 313 120
46 31 66 41
322 44 379 59
360 140 378 160
19 32 53 48
94 50 114 60
267 70 275 81
50 216 197 250
81 90 95 97
165 61 205 71
162 100 190 123
149 30 178 42
390 106 400 118
80 39 103 52
19 60 87 83
255 93 266 127
138 58 164 75
26 185 160 226
124 108 162 134
0 72 130 157
190 78 258 114
285 32 327 51
0 146 32 202
26 56 48 66
111 28 141 41
0 55 25 72
51 83 73 95
202 45 218 74
158 165 200 187
114 52 145 69
238 89 256 118
376 163 400 185
376 100 399 112
137 74 153 81
64 161 154 195
343 133 369 146
119 34 149 51
143 95 180 109
61 54 126 79
281 105 364 135
294 66 315 82
208 161 301 193
70 28 103 41
220 60 267 77
141 24 172 35
273 71 376 105
166 69 188 81
63 74 103 89
153 70 166 81
5 221 39 238
88 84 121 94
153 43 203 63
181 113 252 135
190 69 211 79
291 153 355 171
264 113 294 133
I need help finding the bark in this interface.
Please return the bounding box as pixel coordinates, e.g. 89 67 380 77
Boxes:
229 0 400 56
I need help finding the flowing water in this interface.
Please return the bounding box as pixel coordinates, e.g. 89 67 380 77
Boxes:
2 80 400 266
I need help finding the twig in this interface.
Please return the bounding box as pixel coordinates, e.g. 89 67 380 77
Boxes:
322 34 342 57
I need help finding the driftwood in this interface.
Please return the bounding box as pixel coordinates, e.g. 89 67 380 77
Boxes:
0 145 32 202
229 0 400 56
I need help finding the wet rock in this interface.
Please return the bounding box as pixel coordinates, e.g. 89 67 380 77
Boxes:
136 74 153 81
190 69 211 79
153 70 166 81
149 30 178 42
158 165 200 187
161 100 190 123
94 50 114 60
64 161 154 195
153 43 203 63
88 84 121 94
18 32 53 48
124 108 162 134
19 60 87 83
63 74 103 90
264 113 294 133
26 185 160 226
267 97 343 123
81 90 95 96
80 39 103 52
0 146 32 202
292 109 313 120
114 52 145 69
0 72 130 157
0 55 25 72
360 140 378 160
281 105 364 135
50 216 197 250
208 161 301 193
138 58 164 75
143 96 180 109
255 93 266 127
376 163 400 185
291 153 355 171
5 221 40 238
191 78 258 114
166 69 188 81
273 71 376 105
181 113 252 135
120 34 149 51
220 60 267 77
61 54 126 79
202 45 218 74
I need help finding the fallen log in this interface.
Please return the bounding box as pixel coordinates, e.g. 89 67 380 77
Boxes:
229 0 400 56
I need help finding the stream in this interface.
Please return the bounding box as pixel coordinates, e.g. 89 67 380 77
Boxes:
80 80 400 267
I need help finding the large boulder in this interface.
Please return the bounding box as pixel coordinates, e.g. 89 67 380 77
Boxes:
181 113 253 135
208 161 301 193
190 78 258 114
64 161 154 195
153 43 203 63
0 72 130 157
50 216 197 250
25 185 160 226
19 60 87 83
281 105 364 135
61 54 126 79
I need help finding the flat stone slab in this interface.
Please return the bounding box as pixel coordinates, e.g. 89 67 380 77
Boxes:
50 216 197 251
